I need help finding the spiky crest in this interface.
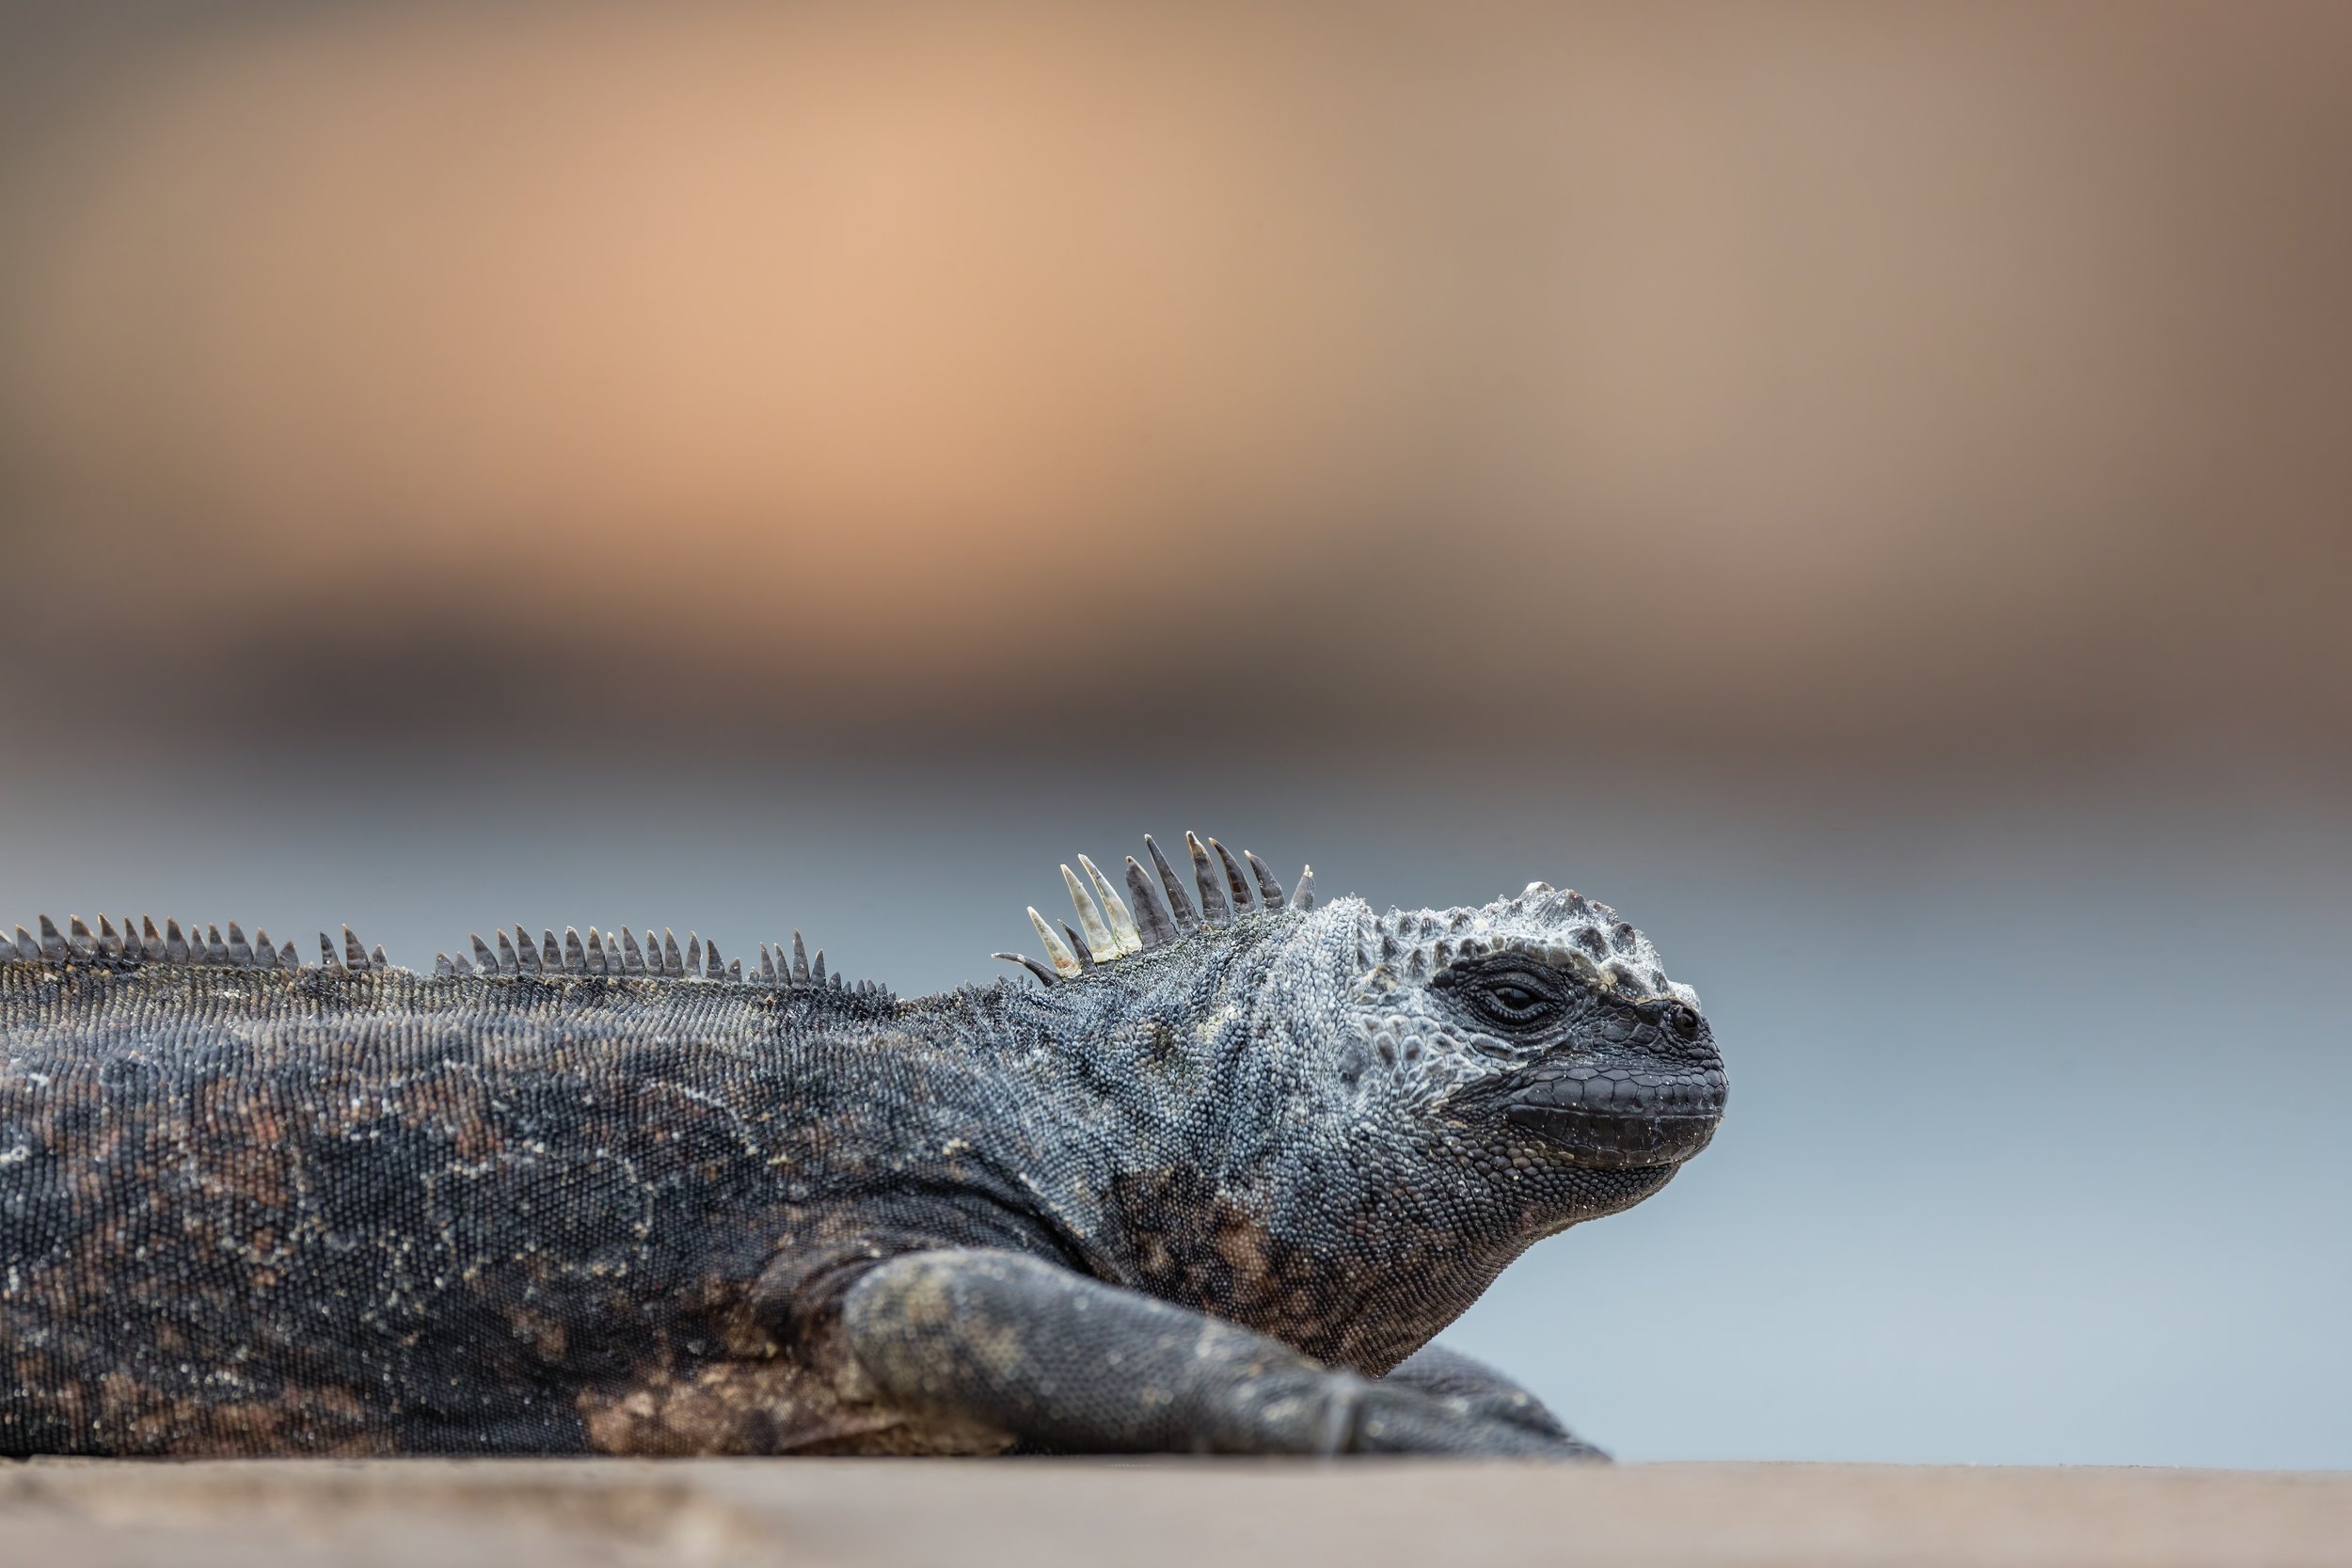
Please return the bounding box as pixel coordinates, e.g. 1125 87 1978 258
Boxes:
5 914 352 974
437 923 883 995
3 911 888 998
993 830 1315 987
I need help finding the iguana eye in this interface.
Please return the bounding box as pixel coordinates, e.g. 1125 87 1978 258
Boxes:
1463 973 1561 1028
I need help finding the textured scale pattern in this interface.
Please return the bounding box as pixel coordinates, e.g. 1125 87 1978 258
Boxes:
1 831 1724 1458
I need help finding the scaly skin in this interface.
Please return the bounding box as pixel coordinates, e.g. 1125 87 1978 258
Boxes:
0 832 1724 1456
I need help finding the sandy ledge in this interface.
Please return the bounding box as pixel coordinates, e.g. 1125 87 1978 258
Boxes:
3 1459 2348 1568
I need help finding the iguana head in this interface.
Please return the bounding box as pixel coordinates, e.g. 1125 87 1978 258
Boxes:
1316 886 1724 1205
997 832 1724 1230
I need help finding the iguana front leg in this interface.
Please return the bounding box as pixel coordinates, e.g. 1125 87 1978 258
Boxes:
840 1249 1597 1457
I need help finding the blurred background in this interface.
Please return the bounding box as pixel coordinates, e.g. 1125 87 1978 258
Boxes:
1 0 2346 1466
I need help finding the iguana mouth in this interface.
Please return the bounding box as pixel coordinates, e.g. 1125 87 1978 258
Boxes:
1503 1074 1724 1168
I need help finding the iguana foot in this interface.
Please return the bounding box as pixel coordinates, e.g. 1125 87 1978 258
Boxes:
1373 1341 1607 1459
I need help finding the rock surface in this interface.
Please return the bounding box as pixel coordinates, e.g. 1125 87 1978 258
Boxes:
2 1460 2347 1568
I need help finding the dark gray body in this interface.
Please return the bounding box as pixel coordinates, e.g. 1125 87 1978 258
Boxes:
2 835 1724 1456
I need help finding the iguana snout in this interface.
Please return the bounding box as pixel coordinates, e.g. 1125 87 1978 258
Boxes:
1501 1052 1725 1169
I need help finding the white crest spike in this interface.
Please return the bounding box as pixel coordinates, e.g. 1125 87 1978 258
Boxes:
1060 864 1118 961
1028 908 1085 977
1078 855 1142 956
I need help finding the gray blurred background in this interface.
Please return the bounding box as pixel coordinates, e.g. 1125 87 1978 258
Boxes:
1 0 2346 1466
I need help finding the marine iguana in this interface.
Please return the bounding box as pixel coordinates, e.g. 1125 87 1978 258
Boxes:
0 831 1724 1457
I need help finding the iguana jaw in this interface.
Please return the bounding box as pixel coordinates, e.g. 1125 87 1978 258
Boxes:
1502 1083 1724 1170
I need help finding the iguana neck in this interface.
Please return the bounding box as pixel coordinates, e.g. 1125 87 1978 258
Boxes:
946 916 1527 1370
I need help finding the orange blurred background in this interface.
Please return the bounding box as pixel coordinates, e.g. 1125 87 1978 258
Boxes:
5 0 2346 760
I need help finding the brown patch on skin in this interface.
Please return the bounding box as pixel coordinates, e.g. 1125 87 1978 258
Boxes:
560 1242 1028 1455
394 1073 502 1164
1211 1209 1280 1307
576 1360 1010 1457
665 1271 790 1362
508 1306 568 1363
1111 1165 1518 1374
20 1368 395 1458
1113 1167 1331 1348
